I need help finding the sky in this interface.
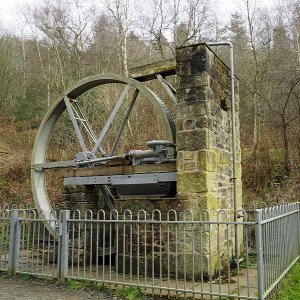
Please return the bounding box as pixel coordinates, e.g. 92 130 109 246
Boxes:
0 0 277 31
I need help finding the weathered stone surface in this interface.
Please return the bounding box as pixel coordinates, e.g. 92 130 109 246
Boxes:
177 86 208 103
176 102 208 118
176 129 208 151
177 171 208 193
175 43 242 276
178 73 210 88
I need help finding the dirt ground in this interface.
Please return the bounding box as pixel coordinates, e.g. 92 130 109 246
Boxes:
0 277 116 300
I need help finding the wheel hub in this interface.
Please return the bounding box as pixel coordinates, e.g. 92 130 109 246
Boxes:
74 151 96 167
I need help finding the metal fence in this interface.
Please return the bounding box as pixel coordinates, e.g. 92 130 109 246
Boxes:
0 210 11 272
258 204 300 298
0 203 299 300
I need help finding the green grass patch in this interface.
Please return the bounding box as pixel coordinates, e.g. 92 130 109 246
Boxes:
96 283 109 292
0 271 12 279
0 272 36 281
270 261 300 299
67 279 88 290
115 287 145 300
17 273 36 281
67 279 108 292
240 254 257 269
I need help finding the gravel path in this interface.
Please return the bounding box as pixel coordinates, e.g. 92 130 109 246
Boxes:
0 277 116 300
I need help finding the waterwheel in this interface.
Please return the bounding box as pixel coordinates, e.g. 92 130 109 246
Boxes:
31 73 176 231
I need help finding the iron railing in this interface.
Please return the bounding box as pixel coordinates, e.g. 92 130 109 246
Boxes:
259 203 300 298
17 209 59 277
0 209 11 271
0 203 299 300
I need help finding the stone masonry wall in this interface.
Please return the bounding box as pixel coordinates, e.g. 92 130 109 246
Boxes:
176 43 242 213
175 43 242 274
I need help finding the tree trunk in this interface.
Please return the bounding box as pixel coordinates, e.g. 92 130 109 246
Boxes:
253 92 258 150
121 31 128 76
296 31 300 67
21 38 26 101
282 115 290 177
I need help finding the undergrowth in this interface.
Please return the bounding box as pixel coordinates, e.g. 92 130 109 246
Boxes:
0 122 34 207
270 261 300 299
242 142 300 205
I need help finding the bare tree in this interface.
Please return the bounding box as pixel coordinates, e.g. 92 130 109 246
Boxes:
0 32 17 119
243 0 272 150
102 0 131 75
265 77 300 176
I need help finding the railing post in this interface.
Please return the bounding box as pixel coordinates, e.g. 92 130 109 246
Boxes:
255 209 264 300
8 209 20 275
58 210 70 282
297 203 300 254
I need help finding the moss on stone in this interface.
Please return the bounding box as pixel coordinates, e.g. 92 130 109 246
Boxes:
207 150 218 172
197 150 207 170
177 171 208 193
219 150 231 165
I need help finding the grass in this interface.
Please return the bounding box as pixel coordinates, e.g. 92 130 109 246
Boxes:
67 280 87 290
270 261 300 300
67 279 108 292
115 287 146 300
0 271 12 279
0 271 36 281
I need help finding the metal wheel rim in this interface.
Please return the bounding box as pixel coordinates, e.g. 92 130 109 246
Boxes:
31 73 175 232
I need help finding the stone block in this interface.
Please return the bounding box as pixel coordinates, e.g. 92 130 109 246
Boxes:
190 46 210 74
176 47 193 62
219 150 231 165
181 116 208 130
184 161 196 170
177 86 208 103
184 151 197 160
175 118 184 131
195 116 208 128
176 102 208 118
197 150 207 170
177 171 208 194
176 62 191 76
183 118 196 130
176 129 208 151
178 73 210 88
207 150 218 172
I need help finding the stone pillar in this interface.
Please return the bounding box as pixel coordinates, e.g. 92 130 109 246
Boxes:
176 43 242 213
175 43 243 274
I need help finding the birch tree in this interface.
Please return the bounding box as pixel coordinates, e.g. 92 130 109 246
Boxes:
243 0 272 150
102 0 131 75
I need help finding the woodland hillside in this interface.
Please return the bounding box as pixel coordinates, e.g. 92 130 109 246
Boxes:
0 0 299 207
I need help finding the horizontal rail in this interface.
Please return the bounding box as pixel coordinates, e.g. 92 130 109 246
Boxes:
1 203 299 300
261 210 299 224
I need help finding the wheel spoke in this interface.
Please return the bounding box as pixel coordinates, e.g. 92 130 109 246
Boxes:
32 160 76 170
72 101 97 142
156 74 177 104
71 101 105 154
64 96 87 152
91 84 131 154
111 89 139 155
